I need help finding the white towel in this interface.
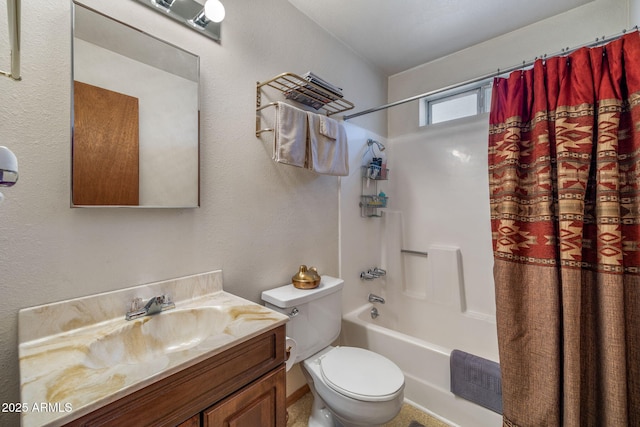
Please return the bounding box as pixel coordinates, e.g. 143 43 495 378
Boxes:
319 115 339 139
273 102 308 168
306 112 349 176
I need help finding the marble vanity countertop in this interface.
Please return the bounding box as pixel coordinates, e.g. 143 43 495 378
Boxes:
18 270 288 427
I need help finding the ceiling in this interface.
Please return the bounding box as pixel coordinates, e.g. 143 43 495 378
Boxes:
288 0 594 76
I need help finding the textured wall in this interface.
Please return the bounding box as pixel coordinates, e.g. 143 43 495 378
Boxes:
0 0 386 424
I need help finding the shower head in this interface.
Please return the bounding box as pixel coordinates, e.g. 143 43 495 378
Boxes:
367 139 385 152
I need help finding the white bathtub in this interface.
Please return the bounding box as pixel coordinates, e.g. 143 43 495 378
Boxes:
341 303 502 427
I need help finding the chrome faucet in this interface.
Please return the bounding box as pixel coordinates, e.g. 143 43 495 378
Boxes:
126 295 175 320
360 271 375 280
368 293 385 304
360 267 387 280
371 267 386 277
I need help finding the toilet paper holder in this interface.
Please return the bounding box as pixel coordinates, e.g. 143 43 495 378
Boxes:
284 336 297 371
286 345 293 361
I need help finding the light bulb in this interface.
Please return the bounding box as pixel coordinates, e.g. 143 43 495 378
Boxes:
204 0 225 23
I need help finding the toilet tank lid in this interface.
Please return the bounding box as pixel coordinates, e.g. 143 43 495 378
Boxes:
261 276 344 308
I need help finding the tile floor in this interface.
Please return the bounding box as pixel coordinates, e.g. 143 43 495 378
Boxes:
286 392 451 427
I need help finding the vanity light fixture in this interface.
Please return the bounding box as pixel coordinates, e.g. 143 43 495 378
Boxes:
204 0 225 23
151 0 176 12
133 0 222 41
189 10 209 28
190 0 225 29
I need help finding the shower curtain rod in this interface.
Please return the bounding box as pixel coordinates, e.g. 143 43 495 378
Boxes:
343 27 636 121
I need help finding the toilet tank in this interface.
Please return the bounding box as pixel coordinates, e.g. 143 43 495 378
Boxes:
261 276 344 363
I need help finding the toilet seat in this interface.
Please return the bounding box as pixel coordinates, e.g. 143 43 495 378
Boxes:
319 346 404 402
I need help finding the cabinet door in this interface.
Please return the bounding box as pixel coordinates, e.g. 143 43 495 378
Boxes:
204 366 286 427
177 414 201 427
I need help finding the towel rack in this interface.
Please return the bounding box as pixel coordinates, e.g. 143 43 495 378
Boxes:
1 0 21 81
256 72 354 137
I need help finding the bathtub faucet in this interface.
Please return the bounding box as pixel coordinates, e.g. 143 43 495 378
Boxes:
371 267 386 277
360 271 375 280
368 293 385 304
360 267 387 280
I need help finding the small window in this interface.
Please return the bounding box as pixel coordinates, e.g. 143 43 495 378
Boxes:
420 80 492 126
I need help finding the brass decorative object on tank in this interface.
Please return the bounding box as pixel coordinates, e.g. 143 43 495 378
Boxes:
292 265 320 289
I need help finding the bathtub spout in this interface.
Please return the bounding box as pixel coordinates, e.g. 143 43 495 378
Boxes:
368 293 385 304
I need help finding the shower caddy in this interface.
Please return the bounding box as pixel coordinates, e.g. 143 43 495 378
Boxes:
360 161 389 217
255 72 354 136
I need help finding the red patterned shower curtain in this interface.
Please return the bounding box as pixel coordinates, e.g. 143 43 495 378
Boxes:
489 32 640 427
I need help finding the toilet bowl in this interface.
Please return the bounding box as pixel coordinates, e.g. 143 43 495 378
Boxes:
261 276 405 427
302 346 404 427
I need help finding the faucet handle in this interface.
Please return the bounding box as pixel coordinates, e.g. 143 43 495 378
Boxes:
160 294 175 310
373 267 386 277
360 271 375 280
130 297 143 312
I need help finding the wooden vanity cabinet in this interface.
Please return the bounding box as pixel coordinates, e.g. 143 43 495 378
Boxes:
65 325 286 427
202 366 285 427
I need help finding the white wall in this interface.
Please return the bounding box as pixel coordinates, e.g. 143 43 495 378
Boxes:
633 0 640 26
0 0 386 424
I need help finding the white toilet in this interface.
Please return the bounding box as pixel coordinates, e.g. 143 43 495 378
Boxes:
262 276 405 427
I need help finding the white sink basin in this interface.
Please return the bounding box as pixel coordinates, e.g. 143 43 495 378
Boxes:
83 307 232 369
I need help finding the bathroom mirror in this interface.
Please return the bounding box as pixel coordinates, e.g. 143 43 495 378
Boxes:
71 2 200 207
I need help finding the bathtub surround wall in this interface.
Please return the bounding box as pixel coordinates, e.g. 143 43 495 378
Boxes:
0 0 386 424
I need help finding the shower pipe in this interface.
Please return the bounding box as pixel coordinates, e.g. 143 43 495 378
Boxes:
1 0 21 81
343 27 636 121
